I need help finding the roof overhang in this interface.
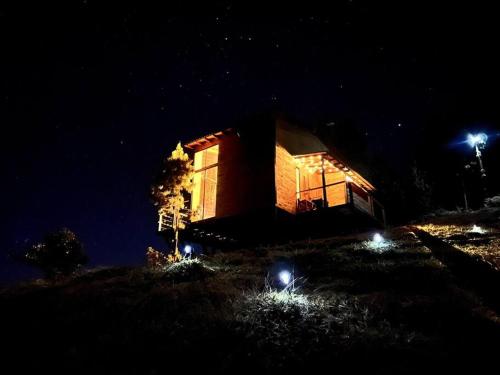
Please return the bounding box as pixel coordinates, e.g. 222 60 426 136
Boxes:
294 151 375 191
183 128 235 150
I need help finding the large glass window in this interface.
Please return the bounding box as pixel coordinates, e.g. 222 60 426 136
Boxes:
191 145 219 221
295 154 347 211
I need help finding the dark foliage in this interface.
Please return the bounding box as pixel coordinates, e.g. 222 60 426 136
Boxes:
21 228 88 278
314 119 436 223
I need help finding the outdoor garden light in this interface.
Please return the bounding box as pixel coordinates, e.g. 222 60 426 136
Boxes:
184 245 192 255
278 270 292 286
366 232 391 252
469 225 486 234
373 233 384 244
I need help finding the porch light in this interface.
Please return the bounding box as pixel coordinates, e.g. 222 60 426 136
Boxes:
279 270 292 286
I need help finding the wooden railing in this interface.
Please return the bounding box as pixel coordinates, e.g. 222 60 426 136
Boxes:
295 181 385 224
157 209 191 232
296 181 346 212
348 183 386 225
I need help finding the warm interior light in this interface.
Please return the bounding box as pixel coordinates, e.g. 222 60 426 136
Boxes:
295 153 348 209
191 145 219 221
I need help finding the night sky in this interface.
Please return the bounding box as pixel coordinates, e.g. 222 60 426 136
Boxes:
1 2 499 283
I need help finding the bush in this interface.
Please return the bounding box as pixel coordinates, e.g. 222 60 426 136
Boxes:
146 247 170 269
163 258 215 282
23 228 88 278
484 195 500 207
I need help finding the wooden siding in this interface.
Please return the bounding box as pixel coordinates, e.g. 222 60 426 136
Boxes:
326 184 347 207
325 171 346 207
214 132 275 219
350 183 373 215
275 144 297 214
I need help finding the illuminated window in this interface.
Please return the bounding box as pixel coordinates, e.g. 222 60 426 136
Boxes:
191 145 219 221
295 154 348 211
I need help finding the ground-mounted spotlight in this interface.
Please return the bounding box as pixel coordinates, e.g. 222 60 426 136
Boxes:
372 233 384 244
279 270 292 286
365 232 391 252
469 225 486 234
183 244 192 258
277 269 298 293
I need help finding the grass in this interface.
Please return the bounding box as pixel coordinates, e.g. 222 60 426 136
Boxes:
1 220 499 374
418 222 500 269
233 289 409 371
160 257 216 280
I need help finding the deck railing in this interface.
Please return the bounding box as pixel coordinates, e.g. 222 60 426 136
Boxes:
157 209 191 232
297 181 346 212
297 181 385 225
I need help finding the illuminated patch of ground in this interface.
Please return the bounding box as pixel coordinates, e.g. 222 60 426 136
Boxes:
418 223 500 269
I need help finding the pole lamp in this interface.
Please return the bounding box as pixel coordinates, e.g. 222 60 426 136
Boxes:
467 133 488 205
467 133 488 179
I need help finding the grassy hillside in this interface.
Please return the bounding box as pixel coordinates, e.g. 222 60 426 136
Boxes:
2 218 499 374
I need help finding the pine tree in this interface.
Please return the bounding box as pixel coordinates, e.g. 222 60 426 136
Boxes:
151 143 194 261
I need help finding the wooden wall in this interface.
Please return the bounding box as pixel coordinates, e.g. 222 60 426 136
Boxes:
325 171 347 207
215 134 247 218
350 183 373 215
214 131 275 219
275 144 297 214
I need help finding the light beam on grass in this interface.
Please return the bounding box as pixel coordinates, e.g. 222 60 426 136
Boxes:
362 232 393 252
469 225 486 234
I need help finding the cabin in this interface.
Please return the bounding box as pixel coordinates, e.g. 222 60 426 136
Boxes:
159 114 385 244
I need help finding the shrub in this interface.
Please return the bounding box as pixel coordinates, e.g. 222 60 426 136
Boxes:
484 195 500 207
23 228 87 278
163 258 215 282
146 247 170 269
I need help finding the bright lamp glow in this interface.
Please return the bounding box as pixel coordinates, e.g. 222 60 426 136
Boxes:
469 225 486 234
279 270 292 286
467 133 488 148
373 233 384 243
184 245 192 254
